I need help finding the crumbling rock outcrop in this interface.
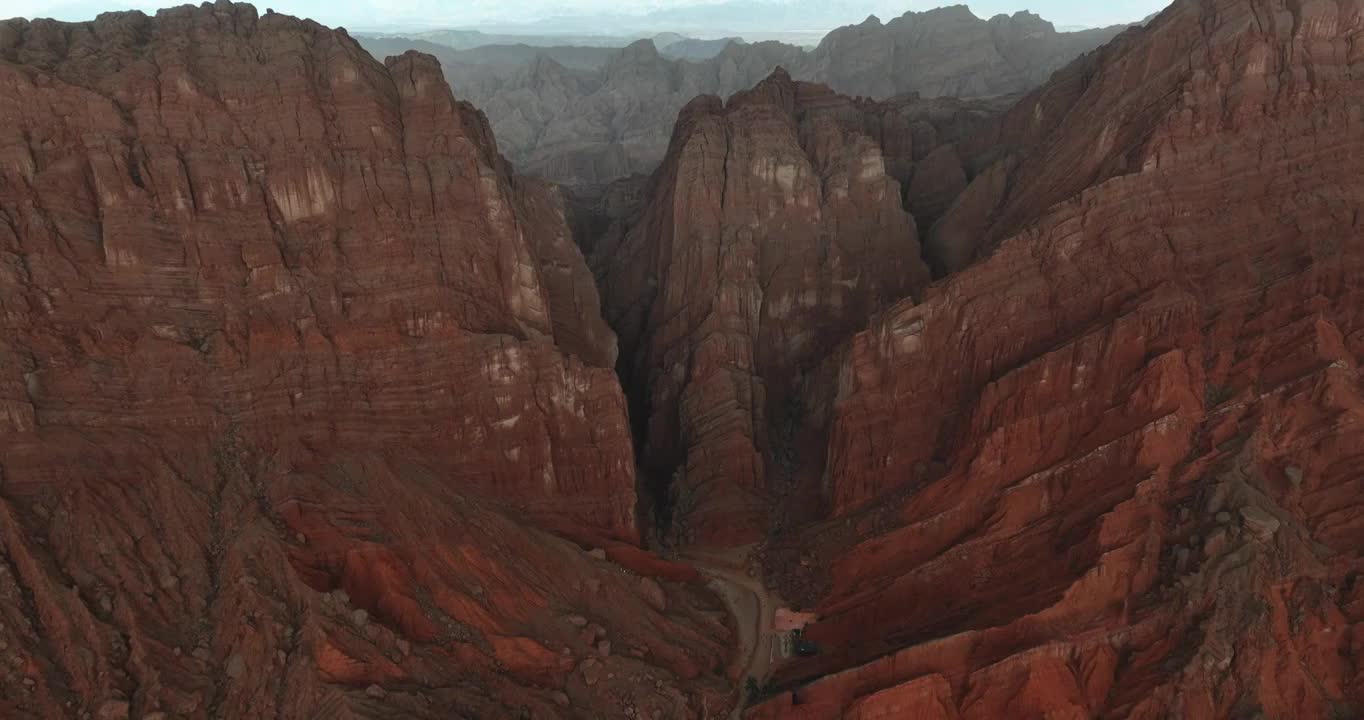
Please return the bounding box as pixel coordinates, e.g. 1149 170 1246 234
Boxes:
748 0 1364 717
592 69 932 547
0 4 732 718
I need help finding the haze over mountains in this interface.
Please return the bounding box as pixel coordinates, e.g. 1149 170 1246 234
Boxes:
360 6 1139 185
10 0 1170 33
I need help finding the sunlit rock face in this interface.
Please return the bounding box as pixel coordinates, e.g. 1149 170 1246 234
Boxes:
0 4 734 718
745 0 1364 717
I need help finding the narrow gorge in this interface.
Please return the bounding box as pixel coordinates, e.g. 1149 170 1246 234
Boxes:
2 0 1363 719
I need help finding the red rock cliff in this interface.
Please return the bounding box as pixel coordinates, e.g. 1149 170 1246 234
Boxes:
593 69 932 547
750 0 1364 717
0 3 732 718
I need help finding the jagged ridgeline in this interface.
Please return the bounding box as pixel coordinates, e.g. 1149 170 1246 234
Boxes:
359 6 1135 186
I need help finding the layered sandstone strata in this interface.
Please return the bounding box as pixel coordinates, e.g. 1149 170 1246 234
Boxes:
750 0 1364 716
0 4 731 718
592 70 933 547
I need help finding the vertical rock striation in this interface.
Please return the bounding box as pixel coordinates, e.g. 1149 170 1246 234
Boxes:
593 69 932 547
749 0 1364 716
0 4 732 718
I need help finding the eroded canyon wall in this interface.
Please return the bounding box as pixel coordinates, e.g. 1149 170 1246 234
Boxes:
0 4 732 718
591 70 934 547
749 0 1364 717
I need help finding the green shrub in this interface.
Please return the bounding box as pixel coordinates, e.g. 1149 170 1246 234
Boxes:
1204 383 1233 407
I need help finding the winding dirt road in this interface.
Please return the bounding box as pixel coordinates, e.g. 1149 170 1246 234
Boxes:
685 548 779 720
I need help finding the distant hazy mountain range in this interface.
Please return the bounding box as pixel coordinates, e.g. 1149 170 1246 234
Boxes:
18 0 913 38
356 29 752 61
359 29 679 51
532 0 910 34
357 0 1166 37
359 5 1141 186
15 0 1170 36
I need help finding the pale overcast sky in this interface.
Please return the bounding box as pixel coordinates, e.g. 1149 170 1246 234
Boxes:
1 0 1172 32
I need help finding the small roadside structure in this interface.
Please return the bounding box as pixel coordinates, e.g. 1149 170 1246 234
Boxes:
773 607 819 659
774 608 818 632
